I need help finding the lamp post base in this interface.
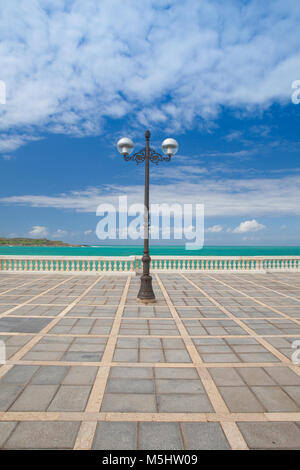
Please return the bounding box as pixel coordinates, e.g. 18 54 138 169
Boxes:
137 274 156 303
136 298 156 304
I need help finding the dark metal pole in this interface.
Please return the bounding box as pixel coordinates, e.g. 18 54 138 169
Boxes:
137 130 155 302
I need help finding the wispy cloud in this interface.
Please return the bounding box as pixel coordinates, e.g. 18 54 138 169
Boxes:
199 150 254 159
1 1 300 153
2 174 300 218
0 134 41 153
206 225 223 233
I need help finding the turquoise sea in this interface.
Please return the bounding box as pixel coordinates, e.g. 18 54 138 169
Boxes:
0 245 300 256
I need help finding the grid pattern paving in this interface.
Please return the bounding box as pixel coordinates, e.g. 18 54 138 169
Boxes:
0 272 299 450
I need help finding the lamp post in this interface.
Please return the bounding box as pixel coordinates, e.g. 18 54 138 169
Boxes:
117 130 178 303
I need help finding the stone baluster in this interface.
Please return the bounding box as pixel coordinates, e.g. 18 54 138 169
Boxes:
77 260 82 272
83 260 88 272
71 260 76 272
129 258 134 273
65 259 69 273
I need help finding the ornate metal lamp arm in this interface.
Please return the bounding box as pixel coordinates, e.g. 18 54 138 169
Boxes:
124 147 170 165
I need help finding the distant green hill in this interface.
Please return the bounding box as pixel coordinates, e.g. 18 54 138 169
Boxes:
0 237 71 246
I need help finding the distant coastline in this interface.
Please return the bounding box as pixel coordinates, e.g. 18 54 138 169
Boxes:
0 237 84 247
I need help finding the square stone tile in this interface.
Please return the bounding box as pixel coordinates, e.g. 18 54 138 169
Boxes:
113 349 138 362
106 378 154 394
0 422 17 447
31 366 69 385
237 367 275 386
62 366 98 385
238 422 300 449
110 366 153 379
22 351 63 361
252 386 299 411
164 349 191 363
156 378 204 394
154 367 199 379
10 385 59 411
201 353 240 363
117 337 139 348
140 349 165 362
157 394 213 412
47 385 91 411
283 386 300 406
0 318 51 333
3 422 80 449
219 386 265 412
62 351 102 362
209 367 245 386
181 423 230 450
264 367 300 385
2 365 39 384
238 352 279 363
139 423 183 450
93 422 137 450
0 384 24 411
101 393 157 412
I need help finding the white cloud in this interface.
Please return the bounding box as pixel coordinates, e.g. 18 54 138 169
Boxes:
2 173 300 218
0 134 41 154
53 228 67 237
1 1 300 152
84 230 93 235
206 225 223 233
28 225 48 237
233 219 266 233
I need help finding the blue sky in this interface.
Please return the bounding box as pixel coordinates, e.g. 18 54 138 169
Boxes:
0 0 300 246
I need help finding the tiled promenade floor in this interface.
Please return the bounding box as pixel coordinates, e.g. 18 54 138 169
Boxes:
0 272 300 449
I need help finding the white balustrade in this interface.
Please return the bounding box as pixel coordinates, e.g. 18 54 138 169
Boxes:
0 255 299 274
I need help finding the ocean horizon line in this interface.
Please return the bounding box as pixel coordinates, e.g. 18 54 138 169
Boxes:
1 245 300 257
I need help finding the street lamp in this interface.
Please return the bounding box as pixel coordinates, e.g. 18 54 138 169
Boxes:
117 130 178 303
